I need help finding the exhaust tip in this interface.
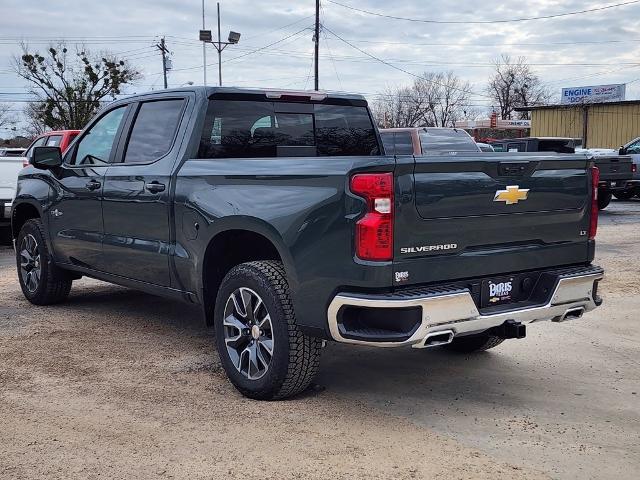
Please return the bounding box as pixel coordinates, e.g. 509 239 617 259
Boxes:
555 307 586 322
417 330 455 349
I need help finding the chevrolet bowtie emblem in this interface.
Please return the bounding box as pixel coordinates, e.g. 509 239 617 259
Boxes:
494 186 530 205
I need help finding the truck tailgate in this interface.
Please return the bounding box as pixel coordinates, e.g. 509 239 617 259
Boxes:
393 153 593 286
593 155 633 182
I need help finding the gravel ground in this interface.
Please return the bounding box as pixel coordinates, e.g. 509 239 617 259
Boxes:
1 200 639 479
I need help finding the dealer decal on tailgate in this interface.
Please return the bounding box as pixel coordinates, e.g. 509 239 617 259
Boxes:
487 279 514 304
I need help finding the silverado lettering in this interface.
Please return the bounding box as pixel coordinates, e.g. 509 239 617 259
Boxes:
401 244 459 254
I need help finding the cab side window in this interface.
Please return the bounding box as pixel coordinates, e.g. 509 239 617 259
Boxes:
71 106 127 166
123 99 186 164
46 135 63 147
627 140 640 154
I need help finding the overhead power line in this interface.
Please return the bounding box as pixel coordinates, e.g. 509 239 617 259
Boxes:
322 25 492 99
340 38 640 48
325 0 640 24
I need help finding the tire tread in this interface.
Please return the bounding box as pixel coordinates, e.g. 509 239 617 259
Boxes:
218 260 322 400
18 219 72 305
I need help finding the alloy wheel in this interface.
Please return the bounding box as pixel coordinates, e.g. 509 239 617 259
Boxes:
20 234 41 293
223 287 274 380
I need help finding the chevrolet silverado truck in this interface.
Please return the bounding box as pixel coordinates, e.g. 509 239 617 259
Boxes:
12 87 604 400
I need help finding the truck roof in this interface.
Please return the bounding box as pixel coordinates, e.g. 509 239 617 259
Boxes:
122 86 367 103
380 127 467 133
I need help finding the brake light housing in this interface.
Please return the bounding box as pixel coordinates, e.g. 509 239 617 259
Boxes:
589 166 600 240
351 173 394 261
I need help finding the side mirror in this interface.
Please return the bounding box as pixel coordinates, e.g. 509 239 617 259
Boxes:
32 146 63 169
619 147 627 156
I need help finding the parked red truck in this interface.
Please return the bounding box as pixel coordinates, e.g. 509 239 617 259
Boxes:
23 130 81 166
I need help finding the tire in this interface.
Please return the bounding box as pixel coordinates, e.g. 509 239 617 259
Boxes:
598 191 612 210
613 190 635 201
16 218 72 305
213 260 322 400
444 332 504 353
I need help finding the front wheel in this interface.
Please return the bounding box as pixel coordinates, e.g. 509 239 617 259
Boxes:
444 332 504 353
213 261 322 400
16 219 72 305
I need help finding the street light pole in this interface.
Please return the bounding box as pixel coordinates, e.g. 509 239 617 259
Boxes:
202 0 207 86
314 0 320 91
199 3 240 88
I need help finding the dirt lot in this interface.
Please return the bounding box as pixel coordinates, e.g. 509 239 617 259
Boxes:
1 201 639 480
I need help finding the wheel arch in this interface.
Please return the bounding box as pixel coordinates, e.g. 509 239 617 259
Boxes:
11 200 42 240
199 220 297 325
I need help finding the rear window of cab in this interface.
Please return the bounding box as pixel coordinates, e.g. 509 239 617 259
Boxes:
199 100 380 158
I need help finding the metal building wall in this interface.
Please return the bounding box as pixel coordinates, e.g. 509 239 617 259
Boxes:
531 104 640 148
531 109 583 140
588 104 640 148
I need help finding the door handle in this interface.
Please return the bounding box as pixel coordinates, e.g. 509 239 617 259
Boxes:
86 180 101 191
145 181 166 193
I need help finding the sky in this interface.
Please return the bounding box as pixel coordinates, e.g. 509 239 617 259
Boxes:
1 0 640 134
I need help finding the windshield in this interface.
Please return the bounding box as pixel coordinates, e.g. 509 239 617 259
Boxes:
419 128 479 154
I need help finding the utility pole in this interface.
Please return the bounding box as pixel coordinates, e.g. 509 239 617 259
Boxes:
314 0 320 91
217 2 223 87
155 37 170 89
202 0 207 86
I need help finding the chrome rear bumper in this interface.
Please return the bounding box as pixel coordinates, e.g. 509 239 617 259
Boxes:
327 267 604 348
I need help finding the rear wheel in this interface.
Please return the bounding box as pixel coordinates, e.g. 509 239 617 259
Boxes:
598 191 612 210
613 190 635 201
444 332 504 353
213 261 322 400
17 219 72 305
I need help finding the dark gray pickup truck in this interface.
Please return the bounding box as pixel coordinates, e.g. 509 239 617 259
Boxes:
12 87 604 400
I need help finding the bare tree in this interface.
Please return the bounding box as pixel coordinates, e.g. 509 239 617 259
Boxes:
14 44 140 131
0 103 15 130
371 71 475 128
371 85 425 128
414 72 475 127
22 101 48 137
488 55 552 120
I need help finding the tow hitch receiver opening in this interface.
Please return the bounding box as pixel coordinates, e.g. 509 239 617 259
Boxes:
491 320 526 340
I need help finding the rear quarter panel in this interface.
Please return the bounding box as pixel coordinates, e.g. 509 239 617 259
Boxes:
173 155 396 335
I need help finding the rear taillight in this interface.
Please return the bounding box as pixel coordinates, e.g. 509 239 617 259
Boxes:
589 166 600 240
351 173 394 261
632 163 638 174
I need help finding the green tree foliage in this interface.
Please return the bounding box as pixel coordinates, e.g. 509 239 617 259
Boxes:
15 44 140 130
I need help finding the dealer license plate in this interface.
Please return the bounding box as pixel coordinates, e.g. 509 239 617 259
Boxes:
481 276 519 307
